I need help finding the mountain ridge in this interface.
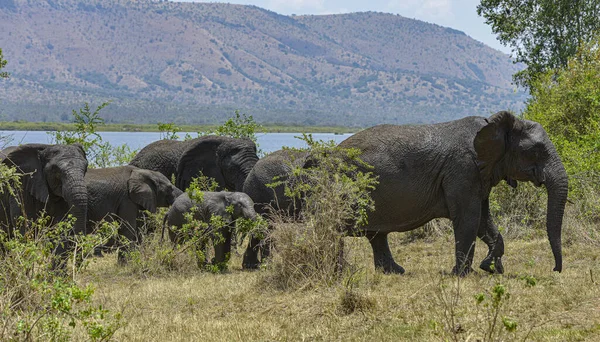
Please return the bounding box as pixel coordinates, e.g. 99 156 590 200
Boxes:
0 0 526 127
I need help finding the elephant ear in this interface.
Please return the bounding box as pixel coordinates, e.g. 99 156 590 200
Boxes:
3 144 50 203
128 169 157 213
175 137 226 191
474 111 518 181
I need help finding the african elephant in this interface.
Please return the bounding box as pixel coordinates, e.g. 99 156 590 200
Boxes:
85 165 183 262
129 136 259 192
338 111 568 275
163 191 257 266
0 144 89 259
241 149 309 269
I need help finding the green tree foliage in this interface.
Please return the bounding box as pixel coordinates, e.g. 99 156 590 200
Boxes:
477 0 600 89
524 37 600 188
0 47 9 78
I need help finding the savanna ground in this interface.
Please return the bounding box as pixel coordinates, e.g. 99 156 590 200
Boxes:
75 203 600 341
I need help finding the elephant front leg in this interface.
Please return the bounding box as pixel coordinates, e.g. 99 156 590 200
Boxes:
366 231 405 274
450 199 481 276
213 226 233 268
478 199 504 274
117 207 141 265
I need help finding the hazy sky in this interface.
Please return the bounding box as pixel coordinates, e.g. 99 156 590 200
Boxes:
176 0 511 54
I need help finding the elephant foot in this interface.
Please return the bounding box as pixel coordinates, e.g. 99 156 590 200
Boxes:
375 260 405 274
452 264 475 277
242 248 261 270
479 257 504 274
117 249 129 265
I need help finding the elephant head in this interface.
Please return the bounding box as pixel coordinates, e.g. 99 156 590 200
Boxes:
3 143 89 236
175 136 259 192
474 111 568 272
224 192 258 221
128 168 184 213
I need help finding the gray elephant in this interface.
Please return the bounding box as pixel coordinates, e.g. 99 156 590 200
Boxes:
85 165 183 262
241 149 309 269
0 144 89 259
163 191 257 267
338 111 568 275
129 136 259 192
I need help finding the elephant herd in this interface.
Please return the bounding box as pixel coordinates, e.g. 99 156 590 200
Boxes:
0 111 568 276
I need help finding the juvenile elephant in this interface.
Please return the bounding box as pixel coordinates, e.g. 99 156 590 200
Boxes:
0 144 89 259
241 149 309 269
85 165 183 262
129 136 259 192
338 111 568 275
163 191 257 266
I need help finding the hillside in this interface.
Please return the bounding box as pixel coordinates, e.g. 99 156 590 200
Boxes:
0 0 527 127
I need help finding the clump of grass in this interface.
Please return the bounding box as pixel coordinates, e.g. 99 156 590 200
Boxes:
337 288 377 315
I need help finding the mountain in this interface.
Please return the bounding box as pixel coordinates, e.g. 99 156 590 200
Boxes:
0 0 527 127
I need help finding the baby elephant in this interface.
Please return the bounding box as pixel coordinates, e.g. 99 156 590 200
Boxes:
164 191 257 266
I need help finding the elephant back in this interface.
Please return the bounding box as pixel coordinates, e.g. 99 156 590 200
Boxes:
130 140 190 181
243 149 308 215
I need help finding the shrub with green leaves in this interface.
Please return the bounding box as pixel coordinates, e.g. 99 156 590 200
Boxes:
200 110 262 142
49 102 138 168
263 134 378 290
0 165 123 341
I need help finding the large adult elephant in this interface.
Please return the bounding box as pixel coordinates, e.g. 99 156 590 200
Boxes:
0 144 89 258
129 136 259 192
338 111 568 275
242 149 309 269
85 165 183 262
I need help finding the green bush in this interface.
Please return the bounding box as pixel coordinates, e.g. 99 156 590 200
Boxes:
49 102 138 168
524 37 600 195
0 164 122 341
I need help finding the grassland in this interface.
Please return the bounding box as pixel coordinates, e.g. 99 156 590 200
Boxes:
74 223 600 341
0 121 357 134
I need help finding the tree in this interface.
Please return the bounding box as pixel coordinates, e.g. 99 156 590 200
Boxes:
477 0 600 89
524 36 600 191
0 48 8 78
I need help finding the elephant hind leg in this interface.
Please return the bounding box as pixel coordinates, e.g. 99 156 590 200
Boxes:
242 236 261 269
366 231 405 274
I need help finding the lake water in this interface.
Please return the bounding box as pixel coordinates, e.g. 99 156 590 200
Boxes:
0 131 354 154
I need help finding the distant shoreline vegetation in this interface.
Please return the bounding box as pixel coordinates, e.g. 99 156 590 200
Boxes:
0 121 357 134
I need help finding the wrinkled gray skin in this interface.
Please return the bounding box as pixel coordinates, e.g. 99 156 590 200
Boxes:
85 165 183 263
129 136 259 192
241 149 309 269
164 191 257 266
0 144 89 261
338 111 568 275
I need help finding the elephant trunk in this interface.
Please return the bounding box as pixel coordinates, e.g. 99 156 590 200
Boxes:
61 173 88 235
543 155 568 273
233 155 258 192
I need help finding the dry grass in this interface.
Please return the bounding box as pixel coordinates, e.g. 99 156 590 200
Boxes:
75 217 600 341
